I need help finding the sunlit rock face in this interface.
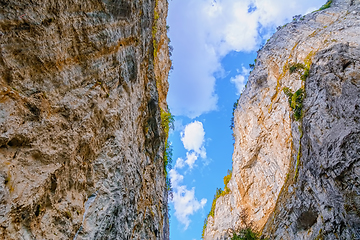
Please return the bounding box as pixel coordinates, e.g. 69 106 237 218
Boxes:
204 0 360 239
0 0 171 239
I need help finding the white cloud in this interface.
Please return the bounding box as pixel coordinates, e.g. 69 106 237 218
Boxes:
181 121 206 158
230 66 251 95
170 168 184 188
170 121 208 228
169 169 207 229
168 0 326 118
175 157 185 169
185 152 198 169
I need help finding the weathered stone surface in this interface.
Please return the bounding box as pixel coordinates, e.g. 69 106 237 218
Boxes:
204 0 360 239
0 0 171 239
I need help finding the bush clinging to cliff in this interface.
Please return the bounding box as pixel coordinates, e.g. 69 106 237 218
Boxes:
161 108 175 192
231 228 261 240
202 170 233 238
318 0 332 11
283 87 305 121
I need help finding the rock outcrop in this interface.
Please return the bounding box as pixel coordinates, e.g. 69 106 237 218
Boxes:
203 0 360 239
0 0 171 239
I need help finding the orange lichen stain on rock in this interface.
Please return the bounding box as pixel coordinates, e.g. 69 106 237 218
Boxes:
154 37 169 106
268 42 299 113
0 87 21 103
53 36 139 71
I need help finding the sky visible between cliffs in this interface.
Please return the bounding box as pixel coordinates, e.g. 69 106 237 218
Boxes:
167 0 326 239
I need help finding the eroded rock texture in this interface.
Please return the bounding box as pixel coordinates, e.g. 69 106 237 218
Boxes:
204 0 360 239
0 0 171 239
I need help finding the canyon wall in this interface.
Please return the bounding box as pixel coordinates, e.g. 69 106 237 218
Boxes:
204 0 360 239
0 0 171 239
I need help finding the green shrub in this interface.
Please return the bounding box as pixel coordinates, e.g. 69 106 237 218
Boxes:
289 63 305 74
291 89 305 120
283 87 293 107
300 68 309 81
160 108 174 190
231 228 261 240
289 62 310 81
201 217 208 239
318 0 332 11
160 109 174 139
202 169 233 238
230 100 239 130
223 169 232 194
283 88 305 121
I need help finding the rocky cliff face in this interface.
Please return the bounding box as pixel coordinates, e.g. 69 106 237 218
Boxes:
204 0 360 239
0 0 171 239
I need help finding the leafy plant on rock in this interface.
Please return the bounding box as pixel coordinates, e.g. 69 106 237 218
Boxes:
160 108 174 192
318 0 332 11
283 87 305 121
231 228 260 240
202 169 233 238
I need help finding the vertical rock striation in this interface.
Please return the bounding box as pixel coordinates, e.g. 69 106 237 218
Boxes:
204 0 360 239
0 0 171 239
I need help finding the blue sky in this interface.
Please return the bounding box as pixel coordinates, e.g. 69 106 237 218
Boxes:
166 0 326 239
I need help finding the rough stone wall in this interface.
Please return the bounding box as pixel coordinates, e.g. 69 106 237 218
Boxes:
0 0 171 239
204 0 360 239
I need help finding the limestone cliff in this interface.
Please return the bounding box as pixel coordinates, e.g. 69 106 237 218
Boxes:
203 0 360 239
0 0 171 239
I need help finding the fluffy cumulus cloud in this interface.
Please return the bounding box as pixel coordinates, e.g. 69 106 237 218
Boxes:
181 121 206 159
175 121 207 170
169 169 207 229
168 0 326 117
170 121 208 228
230 66 251 95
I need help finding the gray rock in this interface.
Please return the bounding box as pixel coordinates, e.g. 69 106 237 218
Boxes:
0 0 171 239
204 0 360 239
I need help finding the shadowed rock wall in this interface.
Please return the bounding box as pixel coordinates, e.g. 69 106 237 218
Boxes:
0 0 171 239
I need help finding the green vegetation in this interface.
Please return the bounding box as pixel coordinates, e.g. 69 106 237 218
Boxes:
160 109 174 140
301 68 310 81
288 62 309 81
164 141 173 190
231 228 261 240
249 59 257 71
318 0 332 11
289 63 305 74
202 217 208 239
283 87 305 121
230 100 238 130
294 126 304 180
160 108 175 191
202 170 233 239
223 170 232 192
